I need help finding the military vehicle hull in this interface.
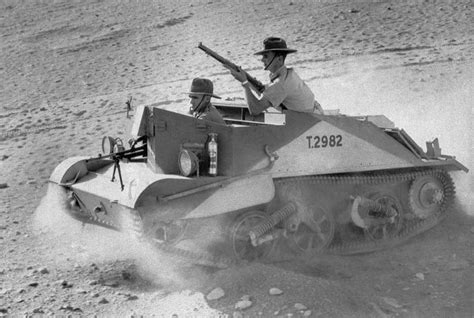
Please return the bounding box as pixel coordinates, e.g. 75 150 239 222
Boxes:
49 105 468 267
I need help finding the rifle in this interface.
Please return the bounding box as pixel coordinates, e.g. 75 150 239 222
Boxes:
198 42 265 92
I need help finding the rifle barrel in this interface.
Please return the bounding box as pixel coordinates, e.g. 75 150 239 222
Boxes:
198 43 265 92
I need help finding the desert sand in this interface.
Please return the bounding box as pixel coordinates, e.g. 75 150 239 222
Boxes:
0 0 473 317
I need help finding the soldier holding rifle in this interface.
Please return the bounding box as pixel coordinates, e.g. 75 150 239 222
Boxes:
227 37 323 115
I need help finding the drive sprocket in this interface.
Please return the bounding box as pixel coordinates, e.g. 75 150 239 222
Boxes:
409 171 454 219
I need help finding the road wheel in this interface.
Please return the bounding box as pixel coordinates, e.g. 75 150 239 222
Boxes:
230 210 274 261
288 203 335 253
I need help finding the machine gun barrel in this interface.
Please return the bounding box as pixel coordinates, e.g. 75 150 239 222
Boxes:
89 143 147 163
198 42 265 92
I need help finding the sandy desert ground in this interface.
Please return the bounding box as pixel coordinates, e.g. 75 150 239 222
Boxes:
0 0 473 317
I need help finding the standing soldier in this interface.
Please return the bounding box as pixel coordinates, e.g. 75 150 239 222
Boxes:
228 37 323 115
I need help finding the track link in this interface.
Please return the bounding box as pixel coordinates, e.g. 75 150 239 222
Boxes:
275 168 455 255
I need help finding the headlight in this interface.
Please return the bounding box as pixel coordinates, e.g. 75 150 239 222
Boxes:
102 136 116 154
178 149 199 177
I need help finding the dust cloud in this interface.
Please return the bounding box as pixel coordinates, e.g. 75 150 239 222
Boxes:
32 183 210 289
313 59 472 214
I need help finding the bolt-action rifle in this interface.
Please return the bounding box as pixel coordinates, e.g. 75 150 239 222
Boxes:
198 42 265 92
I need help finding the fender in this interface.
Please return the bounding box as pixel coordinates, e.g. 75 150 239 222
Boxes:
49 156 113 185
50 158 275 221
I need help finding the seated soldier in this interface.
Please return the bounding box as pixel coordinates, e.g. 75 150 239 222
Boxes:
188 78 225 124
229 37 323 115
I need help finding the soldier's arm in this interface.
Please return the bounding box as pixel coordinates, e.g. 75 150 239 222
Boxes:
241 82 272 115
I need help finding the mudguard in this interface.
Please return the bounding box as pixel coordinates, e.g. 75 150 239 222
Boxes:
50 158 275 221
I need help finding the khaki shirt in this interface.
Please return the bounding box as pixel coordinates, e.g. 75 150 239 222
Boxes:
262 66 319 113
198 104 225 124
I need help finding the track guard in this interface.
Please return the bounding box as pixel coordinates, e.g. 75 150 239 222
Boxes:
49 157 89 185
136 173 276 220
49 157 113 186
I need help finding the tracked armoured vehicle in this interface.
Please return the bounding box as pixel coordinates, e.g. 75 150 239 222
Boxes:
49 102 468 267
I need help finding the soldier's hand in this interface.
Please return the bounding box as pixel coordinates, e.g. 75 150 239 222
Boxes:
229 66 247 83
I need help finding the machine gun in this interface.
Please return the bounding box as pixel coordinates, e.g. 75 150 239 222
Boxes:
198 42 265 92
90 136 147 191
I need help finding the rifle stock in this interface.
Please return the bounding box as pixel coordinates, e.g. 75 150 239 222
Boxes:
198 42 265 92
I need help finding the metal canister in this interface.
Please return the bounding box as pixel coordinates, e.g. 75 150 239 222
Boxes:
207 133 218 176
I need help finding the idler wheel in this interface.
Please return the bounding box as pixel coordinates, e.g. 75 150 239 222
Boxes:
288 204 335 253
230 210 274 261
364 193 403 241
409 174 447 219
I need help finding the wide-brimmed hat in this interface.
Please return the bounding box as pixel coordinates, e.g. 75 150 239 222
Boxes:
254 37 297 55
187 78 221 99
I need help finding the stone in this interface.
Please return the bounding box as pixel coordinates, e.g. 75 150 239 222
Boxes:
39 267 49 274
235 299 252 311
233 312 243 318
0 183 8 189
59 305 82 312
98 297 109 304
206 287 225 301
59 280 73 288
303 310 312 317
415 273 425 280
294 303 307 311
32 307 44 314
269 287 283 296
104 280 119 287
381 297 403 308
